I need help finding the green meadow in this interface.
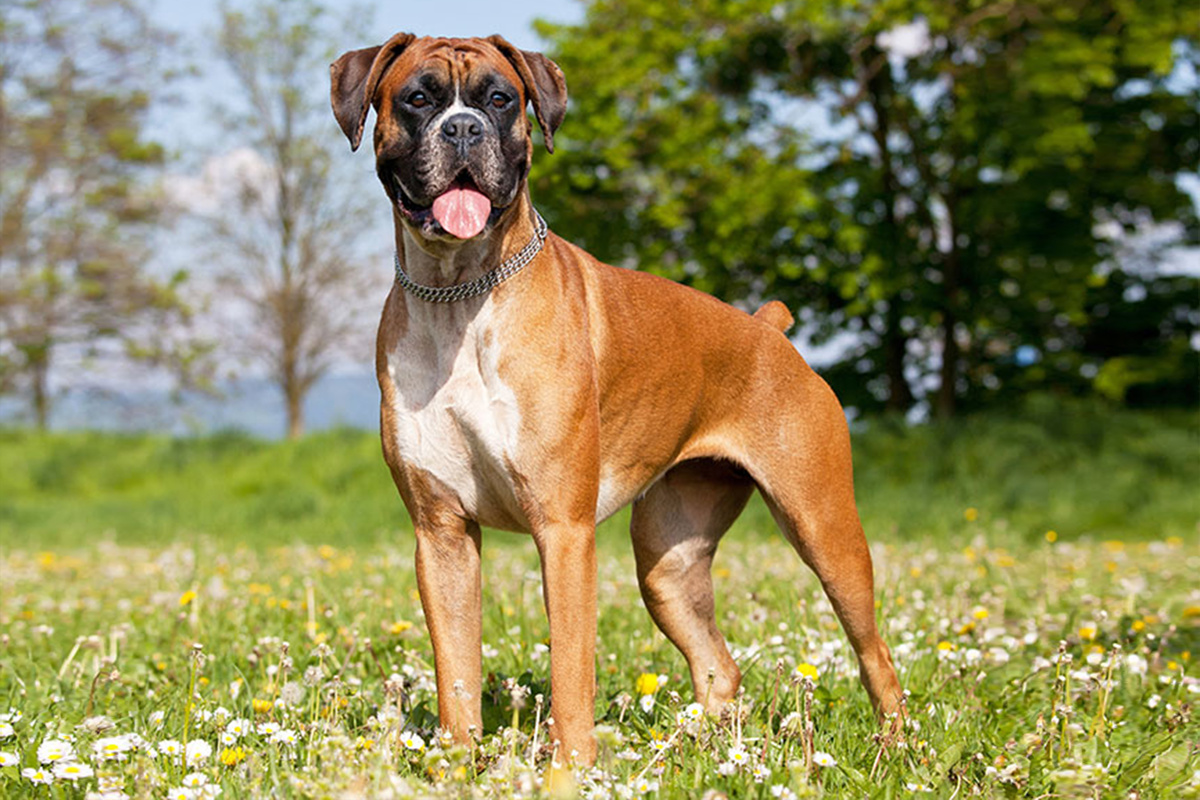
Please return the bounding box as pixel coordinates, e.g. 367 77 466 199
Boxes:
0 401 1198 798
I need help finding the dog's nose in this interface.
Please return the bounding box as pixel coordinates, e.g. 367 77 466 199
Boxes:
441 113 484 146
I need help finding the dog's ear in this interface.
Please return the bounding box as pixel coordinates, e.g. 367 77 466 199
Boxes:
330 32 417 151
486 36 568 153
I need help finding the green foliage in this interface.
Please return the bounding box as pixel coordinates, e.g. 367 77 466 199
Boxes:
0 0 210 428
531 0 1200 417
1 403 1194 549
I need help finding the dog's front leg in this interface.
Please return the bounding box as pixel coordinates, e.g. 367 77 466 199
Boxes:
533 522 598 765
414 516 484 746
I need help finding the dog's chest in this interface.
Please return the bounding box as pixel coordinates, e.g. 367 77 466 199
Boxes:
383 302 525 525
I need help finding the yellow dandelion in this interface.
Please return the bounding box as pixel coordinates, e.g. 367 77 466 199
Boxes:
1131 620 1146 633
963 507 979 522
1045 530 1058 543
388 620 414 635
252 698 273 714
179 590 197 607
972 607 990 620
937 641 955 652
635 673 659 695
795 663 819 682
958 621 976 635
1078 626 1097 642
220 746 246 766
1182 606 1200 620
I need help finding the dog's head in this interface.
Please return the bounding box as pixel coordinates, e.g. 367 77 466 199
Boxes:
331 34 566 242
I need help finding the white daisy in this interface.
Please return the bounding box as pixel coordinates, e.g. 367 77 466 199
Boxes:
182 772 208 788
23 766 55 784
185 740 212 766
813 751 837 768
400 731 424 751
53 761 94 780
0 751 18 767
37 738 74 764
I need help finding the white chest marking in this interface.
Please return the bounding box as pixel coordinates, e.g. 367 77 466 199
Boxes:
386 299 523 524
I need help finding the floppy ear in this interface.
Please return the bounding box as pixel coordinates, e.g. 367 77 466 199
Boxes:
486 35 568 153
330 32 417 151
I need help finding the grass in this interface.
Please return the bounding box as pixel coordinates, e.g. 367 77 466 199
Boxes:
0 400 1197 798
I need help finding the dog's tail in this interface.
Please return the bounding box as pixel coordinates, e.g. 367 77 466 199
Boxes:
753 300 794 333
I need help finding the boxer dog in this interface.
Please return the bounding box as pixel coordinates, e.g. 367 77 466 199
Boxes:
330 33 902 764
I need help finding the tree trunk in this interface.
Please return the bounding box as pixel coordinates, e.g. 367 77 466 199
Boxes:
936 210 963 420
31 352 50 430
883 316 914 413
866 48 916 413
285 383 303 440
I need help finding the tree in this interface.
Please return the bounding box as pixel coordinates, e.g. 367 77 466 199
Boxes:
203 0 381 439
532 0 1199 417
0 0 203 428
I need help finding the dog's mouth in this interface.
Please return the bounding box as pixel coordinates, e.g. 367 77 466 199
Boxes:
391 170 502 240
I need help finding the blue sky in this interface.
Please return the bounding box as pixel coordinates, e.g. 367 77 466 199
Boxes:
151 0 584 53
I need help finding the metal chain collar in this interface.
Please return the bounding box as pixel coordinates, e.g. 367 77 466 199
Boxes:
393 212 548 303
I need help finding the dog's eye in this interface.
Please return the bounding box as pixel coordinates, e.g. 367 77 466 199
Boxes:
489 91 511 109
407 91 430 108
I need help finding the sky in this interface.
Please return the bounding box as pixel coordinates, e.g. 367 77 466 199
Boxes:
151 0 584 53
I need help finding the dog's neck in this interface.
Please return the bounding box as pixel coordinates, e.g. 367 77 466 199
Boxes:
393 192 541 291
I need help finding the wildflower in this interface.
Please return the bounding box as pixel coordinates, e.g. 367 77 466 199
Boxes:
256 722 280 737
400 731 425 751
23 767 54 784
717 761 737 776
813 751 837 768
54 761 95 781
728 747 750 766
1078 624 1097 642
972 607 990 620
0 710 22 724
631 777 658 794
251 699 272 714
0 751 18 767
94 736 132 761
648 732 670 752
149 710 166 728
179 590 197 607
771 786 798 800
635 673 659 695
270 728 298 746
679 703 704 723
158 739 184 759
906 781 933 792
389 620 414 634
166 788 195 800
0 722 13 739
1147 694 1161 709
794 663 819 682
964 507 978 522
225 718 250 738
639 694 655 714
182 772 208 788
752 764 771 783
219 746 246 766
185 740 213 766
37 738 74 764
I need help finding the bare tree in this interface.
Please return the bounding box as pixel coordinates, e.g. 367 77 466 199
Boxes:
0 0 204 428
205 0 381 439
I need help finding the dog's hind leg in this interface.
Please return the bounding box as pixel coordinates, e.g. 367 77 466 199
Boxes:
631 458 754 714
750 383 904 721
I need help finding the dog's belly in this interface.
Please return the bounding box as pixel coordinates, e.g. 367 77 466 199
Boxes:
383 304 528 529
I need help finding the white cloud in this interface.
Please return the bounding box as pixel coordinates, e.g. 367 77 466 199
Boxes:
165 147 275 216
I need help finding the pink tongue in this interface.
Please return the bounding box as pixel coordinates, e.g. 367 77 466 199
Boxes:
431 186 491 239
